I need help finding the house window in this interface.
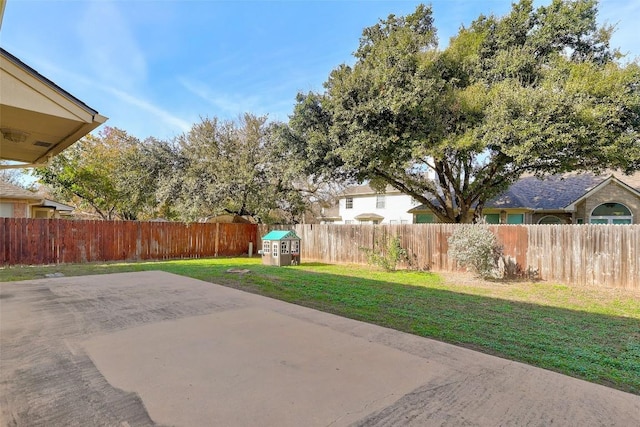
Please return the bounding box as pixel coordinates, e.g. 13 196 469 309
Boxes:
291 240 300 254
576 218 584 224
262 240 270 253
0 202 14 218
345 198 353 209
590 202 632 224
33 208 51 219
376 195 385 209
538 215 563 225
415 213 435 223
484 214 500 224
507 213 524 224
281 240 289 254
272 242 278 257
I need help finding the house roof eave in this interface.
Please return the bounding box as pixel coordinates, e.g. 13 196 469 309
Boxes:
354 213 385 221
1 48 108 164
564 175 640 211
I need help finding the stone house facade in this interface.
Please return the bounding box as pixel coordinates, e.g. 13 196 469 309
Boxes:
568 176 640 224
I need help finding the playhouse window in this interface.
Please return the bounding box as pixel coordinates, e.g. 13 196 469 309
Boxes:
262 240 270 253
281 240 290 254
291 240 300 254
272 242 278 257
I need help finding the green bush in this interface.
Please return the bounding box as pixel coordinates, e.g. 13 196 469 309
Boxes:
360 234 408 272
448 225 503 278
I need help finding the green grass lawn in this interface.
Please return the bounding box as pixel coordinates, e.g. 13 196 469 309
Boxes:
2 257 639 395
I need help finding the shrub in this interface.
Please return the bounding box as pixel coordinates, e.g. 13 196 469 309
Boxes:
448 225 503 279
360 234 408 272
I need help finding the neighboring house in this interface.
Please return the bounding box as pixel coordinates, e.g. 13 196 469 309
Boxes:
333 184 419 224
409 172 640 224
318 205 342 224
0 181 73 218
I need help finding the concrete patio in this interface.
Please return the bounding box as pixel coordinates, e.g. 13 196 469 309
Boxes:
1 271 638 426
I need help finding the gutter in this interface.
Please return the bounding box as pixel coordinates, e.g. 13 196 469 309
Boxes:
0 155 52 170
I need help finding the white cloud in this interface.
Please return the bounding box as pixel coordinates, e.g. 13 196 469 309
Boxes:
105 86 192 133
178 77 261 117
21 57 191 137
76 1 147 89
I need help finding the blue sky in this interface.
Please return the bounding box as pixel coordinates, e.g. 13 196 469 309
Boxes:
2 0 639 141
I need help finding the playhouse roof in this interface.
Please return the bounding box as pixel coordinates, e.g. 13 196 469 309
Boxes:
261 230 300 241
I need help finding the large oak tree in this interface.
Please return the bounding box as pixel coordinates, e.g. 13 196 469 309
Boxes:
34 127 172 220
158 114 308 223
286 0 640 223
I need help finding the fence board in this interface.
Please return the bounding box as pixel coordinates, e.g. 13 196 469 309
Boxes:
0 219 257 266
263 223 638 290
526 225 639 290
2 219 638 290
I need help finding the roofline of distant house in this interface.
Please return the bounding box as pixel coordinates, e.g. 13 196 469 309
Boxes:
42 199 74 211
565 175 640 211
342 184 403 196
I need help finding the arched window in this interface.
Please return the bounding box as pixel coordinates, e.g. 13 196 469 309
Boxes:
590 203 633 224
538 215 563 225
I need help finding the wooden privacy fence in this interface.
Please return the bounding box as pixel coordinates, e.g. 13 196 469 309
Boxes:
2 219 638 290
265 224 639 290
1 218 258 265
526 225 639 290
264 223 528 271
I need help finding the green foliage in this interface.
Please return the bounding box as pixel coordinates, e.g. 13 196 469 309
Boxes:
158 114 308 223
34 116 313 223
360 234 408 272
286 0 640 223
33 127 166 220
448 226 503 278
0 162 26 186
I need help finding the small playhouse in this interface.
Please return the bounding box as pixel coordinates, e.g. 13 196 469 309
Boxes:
260 230 301 266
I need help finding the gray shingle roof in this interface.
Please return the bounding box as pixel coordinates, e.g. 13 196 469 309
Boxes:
409 171 640 212
486 173 604 210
